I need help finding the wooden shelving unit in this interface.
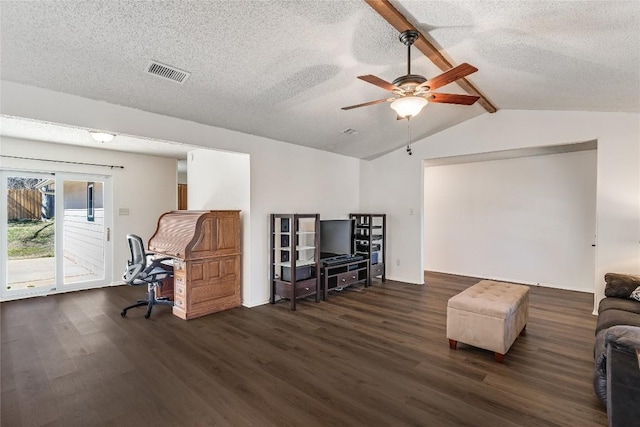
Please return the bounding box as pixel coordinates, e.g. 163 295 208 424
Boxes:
269 214 320 311
350 213 386 283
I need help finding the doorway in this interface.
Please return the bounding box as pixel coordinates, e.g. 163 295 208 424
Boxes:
1 170 112 300
423 146 598 292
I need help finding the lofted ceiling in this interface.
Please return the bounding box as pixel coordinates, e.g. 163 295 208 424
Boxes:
0 1 638 160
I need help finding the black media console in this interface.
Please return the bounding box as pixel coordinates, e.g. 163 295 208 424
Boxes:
321 256 370 300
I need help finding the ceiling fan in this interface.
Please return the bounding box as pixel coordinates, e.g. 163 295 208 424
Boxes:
342 30 480 119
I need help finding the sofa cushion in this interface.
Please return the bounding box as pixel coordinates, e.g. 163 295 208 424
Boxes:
604 273 640 299
598 297 640 315
596 308 640 334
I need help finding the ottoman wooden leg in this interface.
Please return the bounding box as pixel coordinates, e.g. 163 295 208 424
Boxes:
494 353 505 363
448 339 457 350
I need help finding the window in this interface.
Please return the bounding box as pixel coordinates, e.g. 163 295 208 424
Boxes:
87 182 95 221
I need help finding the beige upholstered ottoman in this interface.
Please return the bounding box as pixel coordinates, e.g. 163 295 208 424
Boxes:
447 280 529 363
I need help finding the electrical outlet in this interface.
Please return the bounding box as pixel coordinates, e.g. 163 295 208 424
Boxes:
119 208 130 216
409 208 414 216
396 259 400 266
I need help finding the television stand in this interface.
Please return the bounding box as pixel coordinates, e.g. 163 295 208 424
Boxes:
321 258 370 300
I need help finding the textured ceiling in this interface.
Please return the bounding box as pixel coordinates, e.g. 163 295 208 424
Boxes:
1 1 638 160
396 0 640 112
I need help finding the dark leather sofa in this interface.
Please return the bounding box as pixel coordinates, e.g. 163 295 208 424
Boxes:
593 273 640 427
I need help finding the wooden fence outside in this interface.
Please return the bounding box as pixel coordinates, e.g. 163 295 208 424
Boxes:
7 189 42 221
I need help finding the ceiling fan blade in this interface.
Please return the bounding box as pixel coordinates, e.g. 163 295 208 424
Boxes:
357 75 400 92
428 93 480 105
423 63 478 91
341 98 392 110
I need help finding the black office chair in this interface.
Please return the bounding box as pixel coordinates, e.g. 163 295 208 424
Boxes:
121 234 174 319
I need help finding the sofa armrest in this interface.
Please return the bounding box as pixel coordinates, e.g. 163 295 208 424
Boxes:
606 325 640 353
606 326 640 427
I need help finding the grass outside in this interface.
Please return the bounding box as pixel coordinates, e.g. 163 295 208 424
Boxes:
7 220 55 259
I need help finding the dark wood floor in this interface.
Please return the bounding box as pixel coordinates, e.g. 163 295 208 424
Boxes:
1 272 606 426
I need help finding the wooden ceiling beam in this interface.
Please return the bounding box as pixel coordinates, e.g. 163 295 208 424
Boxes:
364 0 497 113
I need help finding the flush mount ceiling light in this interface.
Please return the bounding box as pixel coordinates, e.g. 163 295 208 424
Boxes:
390 96 428 119
90 131 115 142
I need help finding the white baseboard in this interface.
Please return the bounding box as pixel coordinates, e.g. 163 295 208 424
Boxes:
425 269 594 294
1 281 121 302
242 299 269 308
384 276 424 285
240 278 425 308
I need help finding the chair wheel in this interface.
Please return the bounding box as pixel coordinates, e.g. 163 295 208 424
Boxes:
144 313 151 319
121 311 126 317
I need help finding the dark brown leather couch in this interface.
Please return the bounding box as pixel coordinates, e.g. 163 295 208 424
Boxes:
593 274 640 426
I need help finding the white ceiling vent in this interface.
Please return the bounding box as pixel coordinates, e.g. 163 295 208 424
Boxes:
145 60 191 84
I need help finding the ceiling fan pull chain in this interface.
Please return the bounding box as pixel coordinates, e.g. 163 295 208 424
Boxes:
406 117 413 156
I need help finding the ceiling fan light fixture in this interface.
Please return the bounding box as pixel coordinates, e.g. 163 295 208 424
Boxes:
390 96 428 118
89 131 115 142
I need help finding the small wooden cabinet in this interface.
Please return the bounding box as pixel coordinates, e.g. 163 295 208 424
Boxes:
350 214 386 282
269 214 320 311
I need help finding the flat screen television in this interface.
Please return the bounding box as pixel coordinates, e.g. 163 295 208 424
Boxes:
320 219 354 259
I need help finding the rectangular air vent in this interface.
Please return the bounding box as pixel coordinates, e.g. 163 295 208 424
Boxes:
145 60 191 84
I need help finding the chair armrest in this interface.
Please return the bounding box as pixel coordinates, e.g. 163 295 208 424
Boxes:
151 256 174 263
147 256 174 270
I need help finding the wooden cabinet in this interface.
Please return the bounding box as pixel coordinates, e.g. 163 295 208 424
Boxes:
350 214 386 282
269 214 320 311
172 253 241 319
148 210 241 320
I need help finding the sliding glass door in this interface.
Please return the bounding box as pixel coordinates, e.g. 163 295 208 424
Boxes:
1 171 112 300
62 178 107 285
2 171 57 295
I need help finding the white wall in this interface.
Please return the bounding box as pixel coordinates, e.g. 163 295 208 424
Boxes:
0 136 178 290
8 82 634 311
424 150 597 292
1 81 361 307
361 110 639 311
187 149 252 302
